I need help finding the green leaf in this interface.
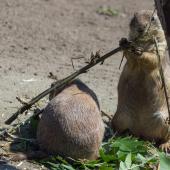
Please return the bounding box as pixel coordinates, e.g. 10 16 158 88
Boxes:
159 152 170 170
100 166 113 170
111 137 147 153
130 164 140 170
62 164 75 170
30 116 39 130
100 148 115 162
45 161 60 168
83 160 103 168
125 153 132 168
136 153 147 164
119 161 127 170
55 155 69 164
117 151 127 161
99 162 115 170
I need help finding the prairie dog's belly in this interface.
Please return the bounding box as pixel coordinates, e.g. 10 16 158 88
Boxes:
119 70 164 111
117 67 170 140
130 110 169 140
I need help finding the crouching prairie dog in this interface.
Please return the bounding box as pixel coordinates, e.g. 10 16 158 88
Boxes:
112 10 170 151
37 79 104 160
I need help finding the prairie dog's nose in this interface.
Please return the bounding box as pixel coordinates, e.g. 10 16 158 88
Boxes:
138 27 144 33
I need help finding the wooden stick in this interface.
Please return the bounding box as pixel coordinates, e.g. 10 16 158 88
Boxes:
5 132 36 144
101 110 112 120
5 46 122 125
154 0 170 58
154 37 170 122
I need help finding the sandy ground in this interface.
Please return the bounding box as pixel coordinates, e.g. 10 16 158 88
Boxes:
0 0 154 169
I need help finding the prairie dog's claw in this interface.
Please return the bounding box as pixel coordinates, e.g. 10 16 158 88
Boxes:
159 142 170 153
119 38 131 49
135 47 144 55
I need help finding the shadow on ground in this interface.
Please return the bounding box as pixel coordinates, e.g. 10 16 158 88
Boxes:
0 164 19 170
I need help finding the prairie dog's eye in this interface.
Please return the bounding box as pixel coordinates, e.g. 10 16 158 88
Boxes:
151 16 155 22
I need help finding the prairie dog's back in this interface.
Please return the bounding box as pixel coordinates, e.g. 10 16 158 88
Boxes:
37 79 104 160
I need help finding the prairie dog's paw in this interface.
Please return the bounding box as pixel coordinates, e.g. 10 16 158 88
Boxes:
133 47 144 56
159 141 170 153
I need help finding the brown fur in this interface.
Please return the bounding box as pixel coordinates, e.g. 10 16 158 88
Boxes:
112 10 170 150
37 79 104 160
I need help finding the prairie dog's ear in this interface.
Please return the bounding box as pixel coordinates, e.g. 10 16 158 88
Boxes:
130 15 136 28
151 16 155 22
134 12 138 17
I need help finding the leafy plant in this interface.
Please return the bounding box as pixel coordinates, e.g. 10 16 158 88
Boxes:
159 152 170 170
96 6 119 17
38 136 170 170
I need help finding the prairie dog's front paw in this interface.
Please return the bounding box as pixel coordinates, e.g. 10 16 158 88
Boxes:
159 141 170 153
134 47 144 56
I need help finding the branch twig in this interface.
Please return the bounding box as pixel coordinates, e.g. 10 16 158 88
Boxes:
16 96 28 105
71 57 85 70
5 132 36 144
5 46 122 125
101 110 112 120
154 37 170 122
154 0 170 58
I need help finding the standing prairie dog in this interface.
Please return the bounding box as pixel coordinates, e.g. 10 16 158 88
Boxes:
112 10 170 151
37 79 104 160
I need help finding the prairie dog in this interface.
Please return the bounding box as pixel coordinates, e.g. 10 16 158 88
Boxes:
112 10 170 151
37 79 104 159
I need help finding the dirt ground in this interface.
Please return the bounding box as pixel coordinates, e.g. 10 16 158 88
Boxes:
0 0 154 169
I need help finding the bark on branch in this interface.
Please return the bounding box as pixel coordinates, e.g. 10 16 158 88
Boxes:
154 0 170 58
5 46 122 125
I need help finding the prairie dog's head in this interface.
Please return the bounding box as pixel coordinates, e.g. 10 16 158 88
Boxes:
129 10 163 40
129 10 167 53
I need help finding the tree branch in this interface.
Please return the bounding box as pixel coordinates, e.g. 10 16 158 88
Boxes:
154 0 170 58
5 46 122 125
